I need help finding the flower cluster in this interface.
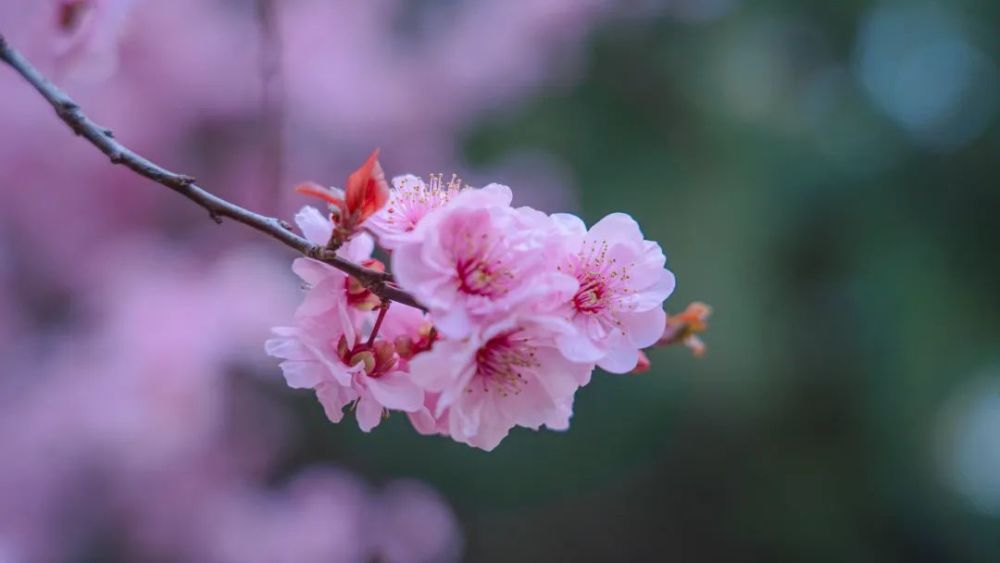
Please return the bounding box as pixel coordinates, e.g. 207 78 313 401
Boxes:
267 151 677 450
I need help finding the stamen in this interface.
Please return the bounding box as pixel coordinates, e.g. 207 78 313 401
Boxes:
566 239 637 334
471 330 539 397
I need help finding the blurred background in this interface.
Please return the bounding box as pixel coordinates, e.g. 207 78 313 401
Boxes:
1 0 999 561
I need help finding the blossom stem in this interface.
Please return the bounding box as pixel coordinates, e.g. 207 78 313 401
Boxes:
367 301 391 347
0 33 424 311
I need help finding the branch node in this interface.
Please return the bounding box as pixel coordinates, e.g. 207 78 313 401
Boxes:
102 128 114 138
109 152 125 164
305 246 325 260
177 175 196 186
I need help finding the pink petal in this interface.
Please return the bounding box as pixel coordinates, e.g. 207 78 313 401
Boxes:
291 257 332 286
276 361 326 389
340 232 374 263
355 396 384 432
295 277 346 318
432 307 474 340
316 383 353 423
555 331 605 363
622 306 667 349
587 212 643 248
294 205 333 245
627 268 676 310
598 346 640 374
265 333 309 361
408 340 471 393
366 373 424 412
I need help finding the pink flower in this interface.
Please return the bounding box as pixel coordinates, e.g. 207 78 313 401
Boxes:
367 173 464 249
265 207 424 431
392 185 577 339
288 206 380 322
266 312 423 432
551 213 676 373
408 315 593 451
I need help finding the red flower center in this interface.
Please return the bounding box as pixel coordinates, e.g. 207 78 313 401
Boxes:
473 331 537 396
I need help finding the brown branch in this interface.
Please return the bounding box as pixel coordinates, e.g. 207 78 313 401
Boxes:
0 34 423 311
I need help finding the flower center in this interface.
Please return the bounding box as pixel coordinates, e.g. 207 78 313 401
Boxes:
336 336 396 378
473 331 537 396
563 240 635 331
457 257 502 296
453 231 514 298
383 173 462 232
573 276 608 313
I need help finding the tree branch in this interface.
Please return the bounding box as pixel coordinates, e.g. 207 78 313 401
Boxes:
0 34 423 311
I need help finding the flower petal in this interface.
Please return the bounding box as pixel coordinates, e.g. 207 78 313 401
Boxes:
294 205 334 245
366 372 424 412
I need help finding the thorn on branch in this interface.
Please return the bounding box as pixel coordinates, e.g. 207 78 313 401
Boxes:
102 128 114 138
177 175 196 186
208 210 223 224
279 220 294 232
109 152 125 164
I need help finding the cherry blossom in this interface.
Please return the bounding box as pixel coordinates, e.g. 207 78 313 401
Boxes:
408 315 593 451
367 173 465 250
551 212 676 373
265 207 423 431
392 184 578 339
267 151 685 449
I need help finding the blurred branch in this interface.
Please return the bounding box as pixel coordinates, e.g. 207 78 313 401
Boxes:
255 0 286 206
0 34 423 311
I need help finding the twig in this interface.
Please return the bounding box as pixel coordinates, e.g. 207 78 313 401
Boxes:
367 301 391 347
0 34 423 311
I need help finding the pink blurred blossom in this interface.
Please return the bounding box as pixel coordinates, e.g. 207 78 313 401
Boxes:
202 469 369 563
367 479 463 563
0 244 295 561
202 469 461 563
